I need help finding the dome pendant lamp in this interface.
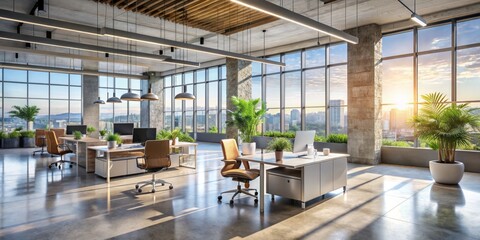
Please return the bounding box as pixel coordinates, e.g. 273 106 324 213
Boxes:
107 92 122 103
121 88 141 101
175 85 195 101
93 97 105 104
141 84 159 101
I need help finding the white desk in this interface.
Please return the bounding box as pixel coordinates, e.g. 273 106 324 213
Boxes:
59 136 106 173
237 152 349 213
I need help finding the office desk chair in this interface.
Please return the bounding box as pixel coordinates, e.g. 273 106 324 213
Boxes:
218 139 259 205
50 128 66 145
135 140 173 193
46 131 74 169
33 129 47 156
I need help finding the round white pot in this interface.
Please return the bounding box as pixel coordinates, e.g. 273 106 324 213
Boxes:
242 142 256 155
429 160 464 185
27 121 33 131
107 141 117 149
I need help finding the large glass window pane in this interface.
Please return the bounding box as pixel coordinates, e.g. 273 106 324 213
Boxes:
99 88 113 130
164 76 172 87
381 104 415 142
129 100 141 126
174 86 183 111
174 112 182 129
50 99 68 128
50 73 68 84
197 110 206 132
208 111 218 132
208 81 218 111
329 107 347 134
252 76 262 100
173 74 182 86
164 87 172 112
130 79 141 90
28 71 49 84
196 69 205 83
382 57 414 105
285 108 301 131
4 69 27 82
220 110 227 133
457 47 480 101
115 78 129 89
114 89 128 122
99 76 114 88
266 55 281 74
196 83 206 110
4 98 27 131
457 18 480 46
208 67 218 81
4 83 27 98
221 80 227 109
330 43 347 64
50 85 69 99
70 86 81 100
185 72 194 84
265 74 280 108
69 100 82 124
306 108 326 136
284 71 301 108
329 65 347 105
305 68 325 107
418 51 451 101
305 47 325 68
382 31 414 57
29 99 48 129
418 24 452 52
164 112 172 131
284 51 301 71
265 109 281 131
70 74 82 86
252 62 262 76
28 84 49 99
185 111 193 132
185 85 194 111
220 65 226 79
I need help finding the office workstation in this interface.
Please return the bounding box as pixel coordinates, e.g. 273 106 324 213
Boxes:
1 0 479 239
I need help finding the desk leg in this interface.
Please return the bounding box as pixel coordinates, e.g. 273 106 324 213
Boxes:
260 163 265 213
76 142 79 176
106 152 111 183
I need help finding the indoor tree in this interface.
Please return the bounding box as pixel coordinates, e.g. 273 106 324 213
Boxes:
9 105 40 131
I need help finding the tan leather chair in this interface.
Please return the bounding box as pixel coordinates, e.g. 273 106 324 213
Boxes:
46 131 74 169
33 129 47 156
50 128 66 145
135 140 173 193
218 139 259 205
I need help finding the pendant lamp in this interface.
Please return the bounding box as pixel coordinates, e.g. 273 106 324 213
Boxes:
121 88 141 101
175 85 195 100
141 84 159 101
93 97 105 104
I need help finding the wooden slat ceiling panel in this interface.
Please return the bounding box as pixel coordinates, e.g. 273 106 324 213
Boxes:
94 0 278 35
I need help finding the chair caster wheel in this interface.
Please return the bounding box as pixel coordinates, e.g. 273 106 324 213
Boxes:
254 198 258 204
151 189 156 193
169 185 173 190
137 188 142 193
58 165 62 169
217 196 222 201
135 185 139 189
255 192 258 196
229 200 234 205
161 183 165 186
69 164 73 168
48 165 52 169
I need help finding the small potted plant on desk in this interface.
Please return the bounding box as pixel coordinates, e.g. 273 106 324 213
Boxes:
106 133 122 149
73 131 83 140
87 126 96 137
99 129 108 140
267 137 292 161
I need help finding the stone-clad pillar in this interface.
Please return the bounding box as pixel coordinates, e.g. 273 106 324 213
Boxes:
82 61 99 137
226 58 252 140
146 72 164 130
346 24 382 165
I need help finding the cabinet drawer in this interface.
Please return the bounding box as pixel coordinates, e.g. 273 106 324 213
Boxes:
267 173 302 201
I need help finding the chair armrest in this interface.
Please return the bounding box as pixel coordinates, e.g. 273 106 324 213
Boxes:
136 156 146 169
222 159 238 164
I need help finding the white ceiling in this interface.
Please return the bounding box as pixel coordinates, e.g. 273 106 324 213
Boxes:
0 0 479 75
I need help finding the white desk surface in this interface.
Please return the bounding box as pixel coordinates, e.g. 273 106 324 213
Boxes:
59 136 106 143
88 142 198 153
237 152 350 168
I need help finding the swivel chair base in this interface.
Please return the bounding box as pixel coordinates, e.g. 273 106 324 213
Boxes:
48 156 75 169
135 172 173 193
33 146 47 156
218 182 258 205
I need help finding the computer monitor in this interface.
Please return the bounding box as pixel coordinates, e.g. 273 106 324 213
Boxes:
132 128 157 146
292 130 316 154
114 123 134 135
66 125 87 135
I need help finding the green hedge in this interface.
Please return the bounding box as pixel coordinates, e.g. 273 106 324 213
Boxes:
261 131 347 143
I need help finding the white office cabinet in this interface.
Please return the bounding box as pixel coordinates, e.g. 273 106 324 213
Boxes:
95 158 145 178
267 169 302 200
320 160 334 195
333 157 348 190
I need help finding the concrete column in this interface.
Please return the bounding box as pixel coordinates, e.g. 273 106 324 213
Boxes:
146 72 164 130
346 24 382 165
140 79 149 128
226 57 252 140
82 61 99 137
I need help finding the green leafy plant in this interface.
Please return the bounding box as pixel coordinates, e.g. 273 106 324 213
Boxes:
87 126 96 135
8 131 21 139
73 131 82 140
267 137 292 152
171 128 181 140
99 129 108 137
411 92 480 163
227 96 266 143
106 133 122 144
326 134 348 143
0 131 8 139
382 139 413 147
314 135 327 142
15 127 23 131
20 130 35 138
8 105 40 130
156 129 195 143
208 126 218 133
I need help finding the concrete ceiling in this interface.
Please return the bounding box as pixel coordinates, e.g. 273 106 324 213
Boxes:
0 0 479 75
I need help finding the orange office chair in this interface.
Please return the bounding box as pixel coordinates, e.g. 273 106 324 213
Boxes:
217 139 259 205
135 140 173 193
46 131 74 169
33 129 47 156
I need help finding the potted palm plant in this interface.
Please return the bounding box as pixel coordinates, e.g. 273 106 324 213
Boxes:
227 96 267 155
267 137 292 161
8 105 40 131
412 92 480 184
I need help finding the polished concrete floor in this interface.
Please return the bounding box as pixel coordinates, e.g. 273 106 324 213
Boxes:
0 143 479 240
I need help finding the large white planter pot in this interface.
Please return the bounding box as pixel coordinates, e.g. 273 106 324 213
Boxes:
429 160 464 184
107 141 117 149
27 121 33 131
242 142 256 155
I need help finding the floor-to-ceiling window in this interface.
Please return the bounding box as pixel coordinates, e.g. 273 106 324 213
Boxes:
381 16 480 147
0 68 82 131
98 76 144 130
